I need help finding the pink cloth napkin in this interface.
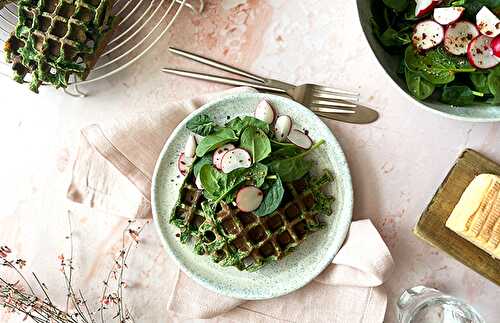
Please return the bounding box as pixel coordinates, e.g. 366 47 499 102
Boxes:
67 87 394 322
169 219 394 322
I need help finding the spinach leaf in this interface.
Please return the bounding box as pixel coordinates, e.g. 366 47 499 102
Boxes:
245 163 268 187
370 17 411 50
270 145 304 160
378 27 412 47
405 67 435 100
270 139 295 150
462 0 500 17
440 85 477 106
404 46 475 84
470 72 491 94
267 140 325 182
199 164 225 200
199 163 267 203
270 159 313 183
225 116 270 135
196 128 238 157
199 164 247 202
369 10 388 38
193 154 213 178
186 115 216 136
403 1 418 21
254 176 284 217
240 126 272 163
383 0 409 12
488 67 500 103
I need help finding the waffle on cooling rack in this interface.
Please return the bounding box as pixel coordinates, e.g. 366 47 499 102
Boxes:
0 1 15 10
3 0 118 92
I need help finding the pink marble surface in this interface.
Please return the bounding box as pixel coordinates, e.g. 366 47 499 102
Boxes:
0 1 499 322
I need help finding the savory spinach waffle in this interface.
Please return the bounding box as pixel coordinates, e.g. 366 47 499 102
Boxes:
171 171 334 271
0 0 16 10
3 0 118 92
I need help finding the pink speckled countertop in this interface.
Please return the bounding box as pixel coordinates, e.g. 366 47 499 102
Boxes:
0 1 498 322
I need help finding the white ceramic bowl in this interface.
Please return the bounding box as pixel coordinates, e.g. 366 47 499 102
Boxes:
356 0 500 122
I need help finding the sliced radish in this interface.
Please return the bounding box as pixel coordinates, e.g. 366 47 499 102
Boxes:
221 148 252 174
287 129 312 149
444 21 479 55
415 0 440 17
467 35 500 69
433 7 464 25
212 143 236 170
195 176 203 189
476 6 500 37
493 35 500 58
178 153 188 176
274 115 292 142
185 134 197 157
254 100 276 124
184 134 197 166
412 20 444 51
236 186 263 212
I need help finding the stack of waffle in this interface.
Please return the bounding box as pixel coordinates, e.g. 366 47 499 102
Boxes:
3 0 118 92
0 1 15 10
171 171 334 271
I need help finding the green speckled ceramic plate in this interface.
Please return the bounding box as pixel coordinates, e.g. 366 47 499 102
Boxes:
152 93 353 300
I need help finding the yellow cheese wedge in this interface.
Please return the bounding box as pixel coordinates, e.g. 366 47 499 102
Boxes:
445 174 500 259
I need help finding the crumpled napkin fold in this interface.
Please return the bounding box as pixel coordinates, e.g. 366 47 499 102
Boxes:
168 219 394 323
68 87 256 218
67 87 394 323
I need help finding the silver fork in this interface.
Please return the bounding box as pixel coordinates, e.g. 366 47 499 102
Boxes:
162 47 378 124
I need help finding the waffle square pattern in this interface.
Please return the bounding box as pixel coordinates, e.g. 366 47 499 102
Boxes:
171 170 334 271
4 0 117 92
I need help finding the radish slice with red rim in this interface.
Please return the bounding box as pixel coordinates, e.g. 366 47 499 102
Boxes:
212 143 236 170
221 148 252 174
185 134 197 158
274 115 292 142
467 35 500 69
476 6 500 37
412 20 444 51
184 134 197 166
415 0 439 17
433 7 464 25
177 153 188 176
254 100 276 124
492 36 500 58
444 21 479 55
287 129 312 149
236 186 264 212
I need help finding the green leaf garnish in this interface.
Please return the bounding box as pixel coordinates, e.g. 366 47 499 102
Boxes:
186 114 216 136
254 175 284 217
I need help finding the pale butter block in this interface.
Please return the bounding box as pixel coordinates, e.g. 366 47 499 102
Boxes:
445 174 500 259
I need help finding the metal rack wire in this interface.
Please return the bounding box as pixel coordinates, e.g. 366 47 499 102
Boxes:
0 0 204 96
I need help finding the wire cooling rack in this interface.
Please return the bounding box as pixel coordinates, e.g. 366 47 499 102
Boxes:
0 0 204 96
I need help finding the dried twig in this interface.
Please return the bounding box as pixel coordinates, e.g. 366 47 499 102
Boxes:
32 272 53 306
99 220 146 323
0 215 147 323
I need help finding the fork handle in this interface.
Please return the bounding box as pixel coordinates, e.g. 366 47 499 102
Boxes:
169 47 266 84
161 68 287 93
314 104 379 124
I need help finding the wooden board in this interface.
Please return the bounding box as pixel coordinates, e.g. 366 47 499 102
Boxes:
414 149 500 286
